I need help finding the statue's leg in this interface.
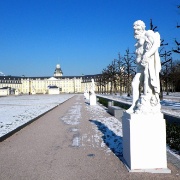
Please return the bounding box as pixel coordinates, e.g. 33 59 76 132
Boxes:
126 72 142 113
144 66 149 95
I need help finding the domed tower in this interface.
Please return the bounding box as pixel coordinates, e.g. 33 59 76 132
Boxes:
54 64 63 77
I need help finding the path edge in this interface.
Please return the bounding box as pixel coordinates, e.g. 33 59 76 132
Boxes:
0 95 75 142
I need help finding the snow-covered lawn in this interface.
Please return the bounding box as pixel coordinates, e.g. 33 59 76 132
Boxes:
0 94 74 137
97 92 180 118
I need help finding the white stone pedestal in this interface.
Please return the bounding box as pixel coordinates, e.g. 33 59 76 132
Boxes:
90 94 96 105
84 92 89 100
122 112 171 173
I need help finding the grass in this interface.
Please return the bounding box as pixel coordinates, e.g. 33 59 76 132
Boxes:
98 97 130 109
166 123 180 154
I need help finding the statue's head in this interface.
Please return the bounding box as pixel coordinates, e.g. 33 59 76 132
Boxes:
133 20 146 39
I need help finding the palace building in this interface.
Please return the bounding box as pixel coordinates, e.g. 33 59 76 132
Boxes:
0 64 101 96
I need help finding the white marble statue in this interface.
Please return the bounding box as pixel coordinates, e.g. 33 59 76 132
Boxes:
126 20 161 114
89 78 96 105
84 87 89 99
90 78 95 94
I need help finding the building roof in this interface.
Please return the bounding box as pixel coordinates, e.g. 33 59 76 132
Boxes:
0 74 102 81
0 75 22 80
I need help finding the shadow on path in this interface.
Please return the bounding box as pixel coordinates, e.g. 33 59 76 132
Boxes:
85 101 90 105
89 120 123 160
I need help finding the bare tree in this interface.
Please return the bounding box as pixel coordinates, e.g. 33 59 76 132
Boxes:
168 60 180 92
150 19 158 32
106 60 119 94
123 49 135 97
116 53 125 95
160 51 172 95
101 68 110 94
96 74 104 94
172 39 180 53
172 5 180 53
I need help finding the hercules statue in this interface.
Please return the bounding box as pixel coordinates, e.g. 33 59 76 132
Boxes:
126 20 161 114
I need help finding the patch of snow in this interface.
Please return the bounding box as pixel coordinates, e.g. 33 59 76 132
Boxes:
72 135 80 147
69 128 78 132
61 104 82 125
167 146 180 160
85 103 123 157
0 94 74 137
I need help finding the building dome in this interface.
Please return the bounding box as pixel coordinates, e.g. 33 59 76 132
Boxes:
54 64 63 77
56 64 60 69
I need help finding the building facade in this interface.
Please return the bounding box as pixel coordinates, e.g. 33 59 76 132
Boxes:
0 64 100 95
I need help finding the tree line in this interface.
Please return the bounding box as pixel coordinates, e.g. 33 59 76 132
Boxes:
96 5 180 98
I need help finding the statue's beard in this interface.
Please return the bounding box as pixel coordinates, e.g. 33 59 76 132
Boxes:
134 33 144 40
134 30 144 39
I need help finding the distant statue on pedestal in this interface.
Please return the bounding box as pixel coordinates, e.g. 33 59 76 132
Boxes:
90 78 95 95
89 78 96 105
126 20 161 114
84 86 89 99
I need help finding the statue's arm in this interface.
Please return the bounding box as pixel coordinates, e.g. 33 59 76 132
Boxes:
144 30 160 58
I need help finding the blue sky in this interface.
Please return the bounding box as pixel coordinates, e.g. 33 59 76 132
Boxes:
0 0 179 77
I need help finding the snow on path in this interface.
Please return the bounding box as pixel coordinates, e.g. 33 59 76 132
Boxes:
87 102 180 161
0 94 74 137
60 95 123 157
60 95 82 147
85 102 123 158
59 95 179 168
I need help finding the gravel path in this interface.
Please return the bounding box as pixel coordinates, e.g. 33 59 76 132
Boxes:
0 95 179 180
